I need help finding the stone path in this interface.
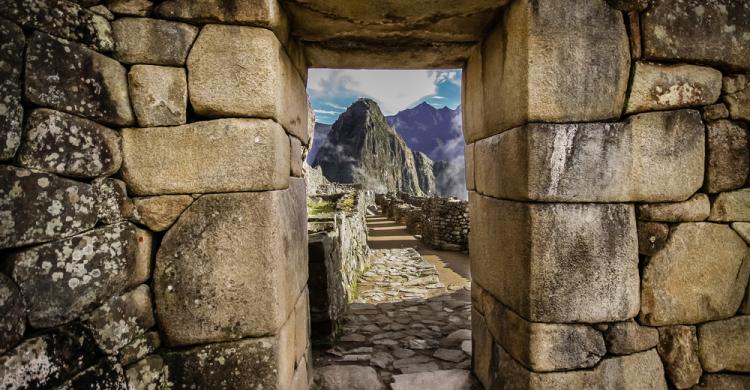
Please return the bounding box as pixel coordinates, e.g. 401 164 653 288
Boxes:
313 214 477 389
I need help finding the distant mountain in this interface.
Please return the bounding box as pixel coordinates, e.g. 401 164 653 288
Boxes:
307 123 331 164
311 99 430 195
386 102 462 162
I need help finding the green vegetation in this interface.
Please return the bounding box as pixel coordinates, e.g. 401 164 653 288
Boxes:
307 198 335 216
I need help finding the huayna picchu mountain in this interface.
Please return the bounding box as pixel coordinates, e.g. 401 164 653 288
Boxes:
312 99 432 195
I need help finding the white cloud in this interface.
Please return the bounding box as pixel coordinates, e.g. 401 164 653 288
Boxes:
308 69 440 115
314 109 339 115
324 102 346 110
431 96 446 99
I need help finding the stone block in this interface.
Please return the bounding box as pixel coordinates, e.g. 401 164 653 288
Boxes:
482 0 629 136
128 227 152 288
294 288 309 364
642 0 750 71
698 316 750 373
471 308 492 390
709 189 750 222
107 0 153 16
187 25 308 140
604 320 658 356
0 0 114 51
462 46 484 143
0 165 97 249
132 195 193 231
693 374 750 390
0 19 24 161
465 143 475 190
155 0 289 44
392 370 473 390
25 32 134 126
475 110 705 202
637 194 710 222
0 273 25 355
58 361 127 389
93 177 135 224
732 222 750 245
290 135 303 177
702 103 729 122
121 119 290 195
626 62 722 114
496 345 667 389
16 108 122 178
154 179 306 346
315 365 385 390
286 37 308 84
705 120 749 193
119 331 160 366
128 65 187 127
469 192 639 323
640 223 750 326
85 284 155 354
725 86 750 122
724 74 749 95
125 356 167 390
163 334 295 389
112 17 198 66
0 324 99 389
481 292 605 372
9 222 149 328
657 326 702 389
637 221 670 256
89 5 115 20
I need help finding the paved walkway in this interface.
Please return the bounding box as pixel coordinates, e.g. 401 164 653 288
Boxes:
313 214 476 389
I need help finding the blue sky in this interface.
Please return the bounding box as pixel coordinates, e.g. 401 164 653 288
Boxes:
307 69 462 124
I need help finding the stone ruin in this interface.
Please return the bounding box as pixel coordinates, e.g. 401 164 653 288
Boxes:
0 0 748 389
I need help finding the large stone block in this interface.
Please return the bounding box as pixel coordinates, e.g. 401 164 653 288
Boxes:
93 177 135 224
657 326 702 389
469 192 639 323
604 320 658 356
693 374 750 389
112 17 198 66
482 0 629 136
704 120 749 193
0 0 114 51
626 62 722 114
0 165 98 249
637 193 710 222
465 143 475 191
125 356 168 390
496 346 667 390
9 222 150 328
121 119 290 195
642 0 750 71
85 284 155 354
640 223 750 326
0 324 100 389
462 47 484 143
119 331 160 366
698 316 750 373
475 110 705 202
131 195 194 232
107 0 154 16
709 189 750 222
471 308 492 390
725 86 750 122
154 179 306 346
0 19 24 161
25 32 134 126
58 361 127 389
481 293 605 372
128 65 187 127
0 273 25 355
187 25 307 140
16 109 122 178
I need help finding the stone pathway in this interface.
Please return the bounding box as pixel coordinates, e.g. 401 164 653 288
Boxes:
313 215 477 389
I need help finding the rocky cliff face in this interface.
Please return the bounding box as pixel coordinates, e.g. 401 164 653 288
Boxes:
413 151 437 195
312 99 428 195
386 102 462 161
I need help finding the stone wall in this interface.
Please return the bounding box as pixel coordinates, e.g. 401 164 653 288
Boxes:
467 1 750 388
0 0 312 388
307 191 371 346
421 197 470 252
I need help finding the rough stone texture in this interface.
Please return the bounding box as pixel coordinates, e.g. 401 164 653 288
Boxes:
315 365 385 390
472 309 492 390
725 86 750 122
121 119 290 195
642 0 750 71
58 361 127 389
657 326 702 389
481 293 605 372
128 65 187 127
461 47 484 143
637 221 670 256
127 227 152 288
698 316 750 373
604 320 658 356
0 273 25 354
605 0 650 11
25 32 134 126
119 331 160 366
0 19 24 160
626 62 722 114
637 193 710 222
294 288 309 364
0 0 114 51
391 369 472 390
732 222 750 244
496 346 667 389
155 0 289 44
470 192 639 323
482 0 629 137
702 103 729 121
163 334 295 390
290 136 303 177
9 222 149 328
724 74 749 95
0 165 97 249
125 355 167 390
187 25 308 141
112 17 198 66
89 5 115 20
154 179 306 346
16 109 122 178
85 284 155 354
709 189 750 222
131 195 193 232
705 120 749 193
0 324 100 389
465 143 475 190
693 374 750 389
640 223 750 326
475 110 705 202
106 0 153 16
93 177 134 224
